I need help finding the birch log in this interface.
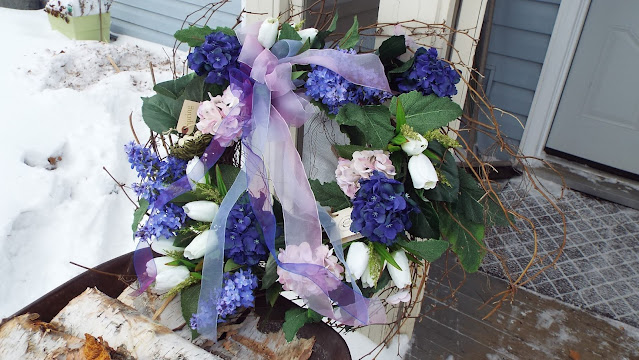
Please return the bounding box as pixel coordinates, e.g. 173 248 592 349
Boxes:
52 287 220 360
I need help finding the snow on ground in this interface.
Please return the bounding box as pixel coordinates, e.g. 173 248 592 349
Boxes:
0 8 408 359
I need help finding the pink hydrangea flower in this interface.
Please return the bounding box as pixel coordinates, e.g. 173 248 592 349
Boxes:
276 242 344 298
335 150 396 198
196 88 243 144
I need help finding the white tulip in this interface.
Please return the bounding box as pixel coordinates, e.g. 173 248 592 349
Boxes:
345 242 370 282
186 156 206 188
147 256 190 293
183 201 219 222
386 289 411 305
151 237 184 255
401 133 428 156
184 230 217 260
387 249 411 289
297 28 318 44
408 153 438 190
258 17 279 49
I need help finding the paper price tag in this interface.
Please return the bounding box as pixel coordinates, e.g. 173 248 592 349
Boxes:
176 100 199 134
331 207 363 244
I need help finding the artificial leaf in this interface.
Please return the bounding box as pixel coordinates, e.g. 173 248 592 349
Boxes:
439 206 485 273
457 170 486 224
212 164 240 191
279 22 302 41
338 16 359 49
335 104 394 149
261 254 278 290
173 230 198 247
212 26 235 37
407 200 439 239
327 10 339 32
153 73 196 100
131 199 149 235
397 238 449 262
307 309 323 322
141 94 179 133
170 183 220 204
190 272 202 279
309 179 351 212
297 38 312 55
389 57 415 74
378 35 406 63
291 70 306 80
372 242 401 270
180 284 201 339
181 75 212 103
266 282 282 307
282 307 308 342
223 258 241 272
423 141 460 202
334 144 368 159
395 98 407 132
174 25 214 47
389 92 462 134
215 165 227 197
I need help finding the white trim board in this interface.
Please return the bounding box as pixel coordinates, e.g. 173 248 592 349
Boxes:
519 0 591 157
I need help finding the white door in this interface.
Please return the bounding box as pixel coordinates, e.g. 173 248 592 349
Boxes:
545 0 639 175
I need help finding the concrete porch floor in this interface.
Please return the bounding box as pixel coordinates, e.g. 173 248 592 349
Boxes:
407 177 639 359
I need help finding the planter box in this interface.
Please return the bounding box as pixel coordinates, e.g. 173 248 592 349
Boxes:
47 12 110 42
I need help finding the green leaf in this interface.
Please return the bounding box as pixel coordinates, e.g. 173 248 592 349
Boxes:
389 57 415 74
174 25 214 47
190 272 202 279
334 144 368 159
279 22 302 41
153 73 196 99
132 199 149 235
297 38 312 54
457 170 486 224
338 16 359 49
141 94 179 133
389 92 462 134
282 307 308 342
407 200 439 239
439 207 485 273
395 98 407 132
335 104 394 148
266 282 282 307
309 179 351 212
212 164 240 192
212 26 235 37
223 258 241 272
307 309 323 322
215 165 228 197
397 239 448 262
423 141 460 202
181 75 214 103
261 254 278 290
372 242 401 270
170 183 221 204
173 230 198 247
181 284 201 339
378 35 406 62
291 70 306 80
484 192 514 227
327 10 339 32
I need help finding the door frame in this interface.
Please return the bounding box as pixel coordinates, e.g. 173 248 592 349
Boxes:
518 0 639 209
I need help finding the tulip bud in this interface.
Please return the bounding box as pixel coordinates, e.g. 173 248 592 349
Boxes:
184 230 218 260
186 156 206 189
183 201 219 222
408 153 438 190
297 28 318 44
387 249 411 289
386 289 411 305
401 133 428 156
345 242 370 282
151 237 184 255
147 256 190 293
258 17 279 49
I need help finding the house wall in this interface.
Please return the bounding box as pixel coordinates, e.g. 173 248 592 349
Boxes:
476 0 560 155
110 0 242 47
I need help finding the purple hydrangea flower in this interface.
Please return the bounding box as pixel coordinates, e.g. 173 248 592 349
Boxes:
350 171 417 246
304 49 392 115
187 31 242 86
394 47 460 98
125 142 188 242
224 195 268 266
190 269 258 330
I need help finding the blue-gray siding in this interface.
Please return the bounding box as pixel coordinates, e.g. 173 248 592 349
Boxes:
110 0 242 47
477 0 560 153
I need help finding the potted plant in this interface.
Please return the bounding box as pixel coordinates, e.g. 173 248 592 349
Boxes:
44 0 112 42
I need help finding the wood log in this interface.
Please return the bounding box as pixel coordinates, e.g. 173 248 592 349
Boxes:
52 287 220 360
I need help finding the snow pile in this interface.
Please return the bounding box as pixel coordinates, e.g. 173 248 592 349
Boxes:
0 8 181 318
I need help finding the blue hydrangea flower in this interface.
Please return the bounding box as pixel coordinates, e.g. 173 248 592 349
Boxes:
224 195 268 266
350 171 417 246
190 269 258 330
304 49 392 115
394 47 460 98
125 142 188 242
187 31 242 85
